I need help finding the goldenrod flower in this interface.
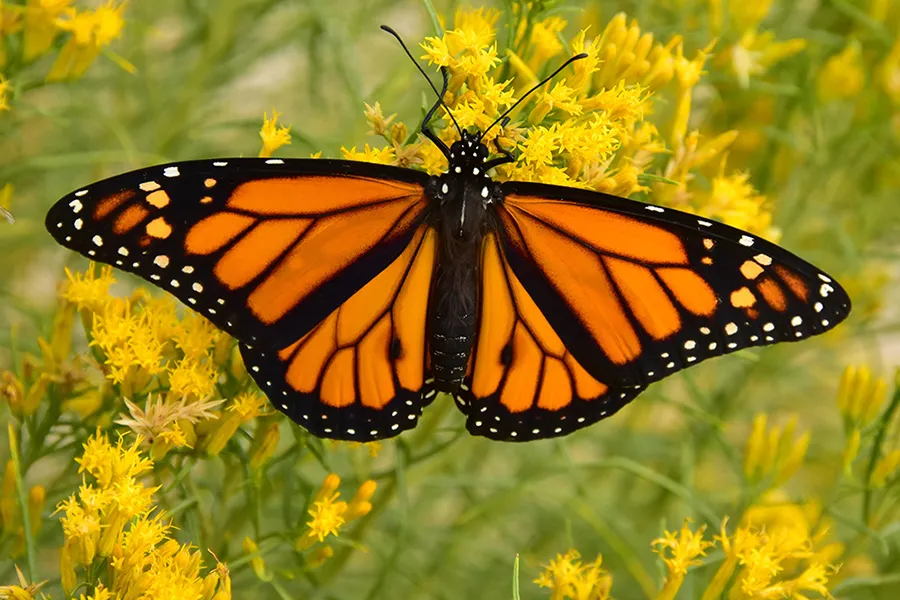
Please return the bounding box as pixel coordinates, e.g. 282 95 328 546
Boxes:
259 111 291 158
46 1 126 81
248 418 281 470
295 474 375 552
836 365 888 427
201 391 266 455
0 566 47 600
22 0 73 61
871 449 900 488
743 413 809 487
242 537 270 581
61 263 115 313
818 41 865 102
340 143 396 164
534 549 612 600
652 519 714 600
0 73 9 112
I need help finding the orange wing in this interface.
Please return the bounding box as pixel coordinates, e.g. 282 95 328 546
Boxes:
494 184 852 388
457 234 644 441
240 226 437 441
46 158 430 348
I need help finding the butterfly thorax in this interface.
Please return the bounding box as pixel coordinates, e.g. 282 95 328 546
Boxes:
426 133 499 392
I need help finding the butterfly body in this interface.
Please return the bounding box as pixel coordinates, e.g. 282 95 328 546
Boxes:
425 133 501 392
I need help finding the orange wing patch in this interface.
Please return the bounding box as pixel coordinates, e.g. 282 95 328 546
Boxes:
227 176 423 214
463 235 642 441
277 227 435 410
472 235 609 414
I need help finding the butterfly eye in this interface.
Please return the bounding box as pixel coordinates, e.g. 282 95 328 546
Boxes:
476 145 488 159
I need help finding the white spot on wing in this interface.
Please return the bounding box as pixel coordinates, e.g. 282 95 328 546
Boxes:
91 235 103 247
818 273 832 283
698 219 712 227
213 161 227 167
645 206 665 213
820 283 834 297
74 218 83 230
69 199 83 213
75 190 88 197
163 166 180 178
192 282 203 292
265 159 284 165
725 322 738 335
154 255 169 268
791 316 802 326
118 247 129 256
739 235 754 247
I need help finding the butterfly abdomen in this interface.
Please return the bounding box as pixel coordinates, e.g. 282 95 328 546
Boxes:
428 227 481 392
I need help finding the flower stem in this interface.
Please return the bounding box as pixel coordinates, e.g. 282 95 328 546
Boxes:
863 371 900 526
8 423 36 580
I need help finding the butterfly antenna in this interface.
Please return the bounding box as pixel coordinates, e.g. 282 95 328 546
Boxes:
477 52 588 143
380 25 464 138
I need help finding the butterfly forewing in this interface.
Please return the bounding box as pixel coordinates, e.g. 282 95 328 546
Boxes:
495 182 852 389
46 158 430 349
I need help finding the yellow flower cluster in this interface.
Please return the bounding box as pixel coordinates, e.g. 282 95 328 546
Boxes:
534 550 611 600
293 473 377 565
336 7 777 239
743 412 809 488
538 501 841 600
0 0 130 114
34 262 270 461
55 432 231 599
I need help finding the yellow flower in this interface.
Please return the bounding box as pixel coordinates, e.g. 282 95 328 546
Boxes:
818 42 865 102
0 566 47 600
534 550 612 600
0 73 9 112
306 492 346 543
295 474 375 551
61 263 115 313
879 36 900 104
871 449 900 488
528 16 567 71
48 1 127 81
56 432 232 600
743 413 809 487
653 519 714 576
249 418 281 470
726 31 807 88
167 355 218 400
201 392 266 456
340 143 396 165
242 537 269 581
836 365 888 427
259 111 291 158
23 0 73 61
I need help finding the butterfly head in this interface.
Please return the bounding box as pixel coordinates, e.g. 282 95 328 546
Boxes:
447 130 490 173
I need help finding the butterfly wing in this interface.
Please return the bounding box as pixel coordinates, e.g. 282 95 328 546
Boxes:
494 181 852 388
46 158 430 349
457 233 644 441
239 226 437 441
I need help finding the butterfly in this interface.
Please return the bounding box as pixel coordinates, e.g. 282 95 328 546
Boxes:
45 27 851 443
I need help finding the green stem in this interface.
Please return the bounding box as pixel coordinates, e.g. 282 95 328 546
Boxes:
8 423 36 581
863 373 900 526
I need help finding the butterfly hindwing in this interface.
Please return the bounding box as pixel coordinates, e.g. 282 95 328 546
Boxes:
458 233 644 441
496 182 852 388
46 158 430 348
240 226 438 441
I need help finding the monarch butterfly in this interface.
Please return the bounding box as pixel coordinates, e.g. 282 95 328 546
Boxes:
46 27 851 443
